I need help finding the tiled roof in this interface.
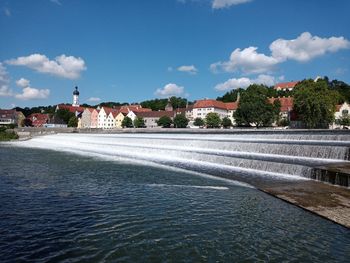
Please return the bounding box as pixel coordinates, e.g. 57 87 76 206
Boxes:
194 99 228 110
269 97 294 112
225 102 238 110
274 81 299 90
0 109 17 118
57 104 85 113
27 113 49 127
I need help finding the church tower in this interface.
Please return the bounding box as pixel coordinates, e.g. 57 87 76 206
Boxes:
72 86 80 107
165 98 173 111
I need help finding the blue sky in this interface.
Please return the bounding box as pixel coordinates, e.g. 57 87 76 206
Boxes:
1 0 350 108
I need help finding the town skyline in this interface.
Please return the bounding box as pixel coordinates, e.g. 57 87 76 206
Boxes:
1 0 350 108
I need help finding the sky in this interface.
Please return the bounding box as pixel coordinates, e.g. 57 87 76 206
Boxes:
1 0 350 108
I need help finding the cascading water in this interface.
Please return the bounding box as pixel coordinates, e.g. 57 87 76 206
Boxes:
9 132 350 187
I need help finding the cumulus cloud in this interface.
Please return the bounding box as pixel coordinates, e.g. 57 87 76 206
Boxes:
212 32 350 74
211 47 279 74
154 83 186 98
214 74 278 91
16 78 30 88
177 65 198 74
87 97 101 102
6 54 86 79
0 63 13 97
212 0 252 9
270 32 350 62
14 78 50 100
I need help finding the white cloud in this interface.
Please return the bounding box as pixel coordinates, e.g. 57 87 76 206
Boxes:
154 83 186 98
16 78 30 88
87 97 101 102
211 47 279 74
214 74 277 91
6 54 86 79
14 78 50 100
212 0 252 9
270 32 350 62
211 32 350 75
4 7 11 17
0 63 13 97
177 65 198 74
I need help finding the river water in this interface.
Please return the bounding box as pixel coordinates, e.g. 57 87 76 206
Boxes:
1 134 350 262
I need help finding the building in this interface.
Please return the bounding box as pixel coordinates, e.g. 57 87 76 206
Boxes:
114 111 126 128
26 113 49 127
0 109 25 127
135 111 175 128
72 86 80 107
81 108 95 128
192 99 231 120
269 97 294 120
274 81 299 91
90 109 99 128
165 98 173 111
225 102 239 124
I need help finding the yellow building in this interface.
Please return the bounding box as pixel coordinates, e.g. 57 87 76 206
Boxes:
113 111 126 128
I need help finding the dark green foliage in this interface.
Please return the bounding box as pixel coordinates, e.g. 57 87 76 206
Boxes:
205 112 221 128
233 84 280 127
68 116 78 127
293 79 339 129
99 102 128 108
157 116 172 128
221 117 232 128
193 117 205 127
217 88 243 102
133 117 146 128
55 109 75 124
173 114 189 128
141 97 189 111
122 116 133 128
0 127 18 141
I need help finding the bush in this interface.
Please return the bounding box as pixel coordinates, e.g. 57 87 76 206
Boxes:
173 114 189 128
157 116 172 128
193 117 205 127
205 112 221 128
122 116 133 128
222 117 232 128
134 117 146 128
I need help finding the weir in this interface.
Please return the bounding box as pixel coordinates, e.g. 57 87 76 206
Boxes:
8 131 350 227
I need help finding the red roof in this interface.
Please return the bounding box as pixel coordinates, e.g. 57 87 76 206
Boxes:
0 109 17 118
194 99 228 110
57 104 85 113
225 102 238 110
27 113 49 127
274 81 299 90
269 97 294 112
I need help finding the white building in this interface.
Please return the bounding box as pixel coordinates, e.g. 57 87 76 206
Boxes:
192 99 233 120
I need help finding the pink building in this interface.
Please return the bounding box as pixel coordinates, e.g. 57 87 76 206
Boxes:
90 109 99 128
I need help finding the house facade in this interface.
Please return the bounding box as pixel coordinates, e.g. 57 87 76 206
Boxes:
135 111 175 128
192 99 232 120
0 109 25 127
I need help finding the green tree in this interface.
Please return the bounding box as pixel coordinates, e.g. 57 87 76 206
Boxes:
133 116 145 128
233 84 279 127
193 117 205 127
205 112 221 128
293 79 339 128
122 116 133 128
55 109 75 124
67 116 78 127
157 115 172 128
173 114 189 128
221 117 232 128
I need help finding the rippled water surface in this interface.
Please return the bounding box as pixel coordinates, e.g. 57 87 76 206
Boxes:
1 145 349 262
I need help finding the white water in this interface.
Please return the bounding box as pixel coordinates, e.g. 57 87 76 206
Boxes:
9 133 350 186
